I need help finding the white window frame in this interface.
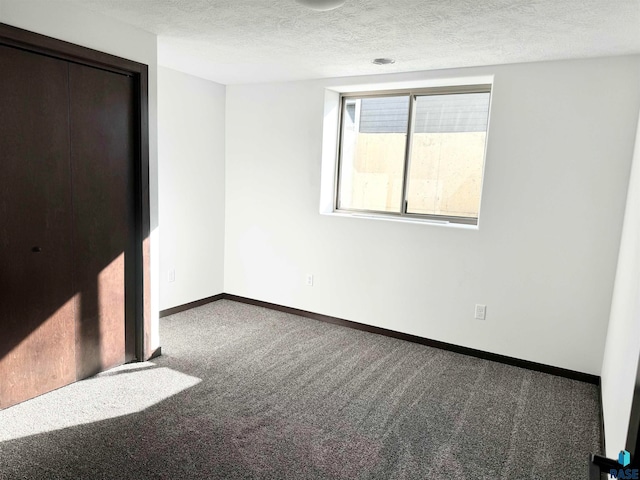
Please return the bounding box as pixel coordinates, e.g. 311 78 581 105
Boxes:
333 84 492 226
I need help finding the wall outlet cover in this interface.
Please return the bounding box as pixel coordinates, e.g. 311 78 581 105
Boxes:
475 304 486 320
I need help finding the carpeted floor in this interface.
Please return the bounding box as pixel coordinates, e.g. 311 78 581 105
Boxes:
0 300 600 479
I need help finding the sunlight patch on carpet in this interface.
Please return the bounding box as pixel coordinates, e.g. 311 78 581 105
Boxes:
0 362 201 442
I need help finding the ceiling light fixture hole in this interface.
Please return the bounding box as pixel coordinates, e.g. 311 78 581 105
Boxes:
372 58 395 65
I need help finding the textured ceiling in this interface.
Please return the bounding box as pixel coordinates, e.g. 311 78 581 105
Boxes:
67 0 640 84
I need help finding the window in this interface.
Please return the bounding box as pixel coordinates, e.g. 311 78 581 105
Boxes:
336 85 491 225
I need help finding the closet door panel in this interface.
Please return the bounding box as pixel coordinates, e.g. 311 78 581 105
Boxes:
69 63 135 379
0 45 76 408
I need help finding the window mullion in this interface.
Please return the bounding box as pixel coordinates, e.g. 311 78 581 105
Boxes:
400 93 416 215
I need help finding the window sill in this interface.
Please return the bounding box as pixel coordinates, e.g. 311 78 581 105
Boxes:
321 210 479 230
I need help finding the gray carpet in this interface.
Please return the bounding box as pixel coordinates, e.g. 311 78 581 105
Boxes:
0 299 601 479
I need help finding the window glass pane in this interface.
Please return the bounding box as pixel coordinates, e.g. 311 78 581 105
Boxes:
406 92 490 218
338 96 409 213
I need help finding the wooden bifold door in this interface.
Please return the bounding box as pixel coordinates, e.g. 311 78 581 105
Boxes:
0 40 138 409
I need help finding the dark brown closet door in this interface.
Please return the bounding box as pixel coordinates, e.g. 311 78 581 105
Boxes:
68 63 136 379
0 45 76 408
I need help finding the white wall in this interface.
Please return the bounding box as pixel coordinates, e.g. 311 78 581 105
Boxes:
0 0 161 353
601 106 640 456
225 56 640 375
158 67 226 310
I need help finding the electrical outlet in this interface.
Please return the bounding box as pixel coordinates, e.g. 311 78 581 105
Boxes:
168 269 176 283
475 304 486 320
305 274 313 286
